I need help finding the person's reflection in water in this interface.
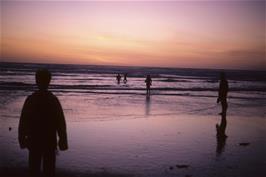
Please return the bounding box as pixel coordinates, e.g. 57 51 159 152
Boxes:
216 113 227 156
18 69 68 177
145 95 151 116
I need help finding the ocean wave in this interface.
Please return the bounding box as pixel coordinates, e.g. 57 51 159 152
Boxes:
1 62 266 82
50 90 266 100
158 79 192 82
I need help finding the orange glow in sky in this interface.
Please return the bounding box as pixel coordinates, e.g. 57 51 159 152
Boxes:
1 1 265 69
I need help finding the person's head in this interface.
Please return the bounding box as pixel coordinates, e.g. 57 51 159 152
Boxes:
35 69 51 90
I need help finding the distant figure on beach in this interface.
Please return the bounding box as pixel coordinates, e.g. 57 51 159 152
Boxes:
116 73 121 84
216 113 227 155
217 72 228 116
123 73 128 83
18 69 68 177
145 75 152 96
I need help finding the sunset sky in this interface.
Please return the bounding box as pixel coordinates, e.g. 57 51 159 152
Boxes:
1 1 265 70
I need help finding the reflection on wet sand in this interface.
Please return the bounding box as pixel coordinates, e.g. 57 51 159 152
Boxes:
145 95 151 116
216 113 227 156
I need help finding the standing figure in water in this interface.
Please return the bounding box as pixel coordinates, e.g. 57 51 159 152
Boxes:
217 72 228 116
123 73 128 83
116 73 121 84
19 69 68 177
145 75 152 96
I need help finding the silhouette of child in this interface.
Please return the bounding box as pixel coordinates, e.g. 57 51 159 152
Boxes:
116 73 121 84
19 69 68 177
145 75 152 96
217 72 228 116
123 73 128 83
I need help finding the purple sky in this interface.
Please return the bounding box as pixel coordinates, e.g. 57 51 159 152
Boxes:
1 1 265 69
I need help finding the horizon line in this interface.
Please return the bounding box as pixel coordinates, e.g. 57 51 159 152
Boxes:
1 60 265 72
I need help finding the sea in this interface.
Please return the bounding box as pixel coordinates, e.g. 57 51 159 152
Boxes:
0 62 265 177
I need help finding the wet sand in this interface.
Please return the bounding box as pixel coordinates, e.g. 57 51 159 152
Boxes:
1 113 265 177
1 92 266 177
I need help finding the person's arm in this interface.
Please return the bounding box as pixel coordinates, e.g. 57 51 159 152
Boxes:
18 97 30 149
55 97 68 151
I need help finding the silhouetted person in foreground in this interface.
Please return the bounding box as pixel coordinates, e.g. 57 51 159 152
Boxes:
145 75 152 96
123 73 128 83
19 69 68 177
116 73 121 84
217 72 228 116
216 113 227 156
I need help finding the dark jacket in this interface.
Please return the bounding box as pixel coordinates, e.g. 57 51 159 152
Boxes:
19 90 67 150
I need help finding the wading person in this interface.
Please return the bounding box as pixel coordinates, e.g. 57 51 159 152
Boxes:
116 73 121 84
19 69 68 177
123 73 128 83
217 72 228 116
145 75 152 96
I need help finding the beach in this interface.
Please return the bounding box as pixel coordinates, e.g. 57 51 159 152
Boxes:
0 62 265 177
2 1 265 176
